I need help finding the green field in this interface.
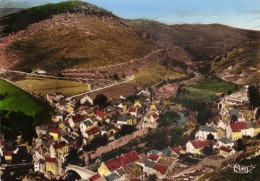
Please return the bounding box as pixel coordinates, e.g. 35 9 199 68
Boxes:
0 79 51 117
177 77 238 102
133 64 185 85
16 77 88 96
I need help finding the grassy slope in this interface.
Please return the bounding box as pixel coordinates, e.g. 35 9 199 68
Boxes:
179 78 238 102
133 63 185 85
0 79 51 118
16 77 88 96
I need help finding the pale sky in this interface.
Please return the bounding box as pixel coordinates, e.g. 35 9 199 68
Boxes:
0 0 260 30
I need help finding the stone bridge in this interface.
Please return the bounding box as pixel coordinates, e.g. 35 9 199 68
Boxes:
65 164 95 180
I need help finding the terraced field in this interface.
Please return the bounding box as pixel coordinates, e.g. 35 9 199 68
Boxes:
132 64 185 86
16 77 88 96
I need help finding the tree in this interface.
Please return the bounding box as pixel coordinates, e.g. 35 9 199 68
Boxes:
57 72 63 77
93 94 108 108
235 139 246 151
256 133 260 140
248 85 260 109
147 174 157 181
113 73 120 80
203 144 213 156
197 106 212 125
159 111 180 127
117 125 136 137
231 114 238 123
66 148 78 165
207 133 215 140
170 127 187 146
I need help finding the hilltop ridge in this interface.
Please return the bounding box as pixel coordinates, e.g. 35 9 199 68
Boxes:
0 1 116 35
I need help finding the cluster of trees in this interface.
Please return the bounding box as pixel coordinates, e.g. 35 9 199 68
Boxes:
0 110 38 144
83 135 109 152
248 85 260 109
115 125 136 138
159 111 180 127
173 98 212 125
176 87 190 95
93 94 108 108
170 127 188 147
139 127 187 151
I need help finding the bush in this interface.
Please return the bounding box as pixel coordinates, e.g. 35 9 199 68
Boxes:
159 111 180 127
93 94 108 108
116 125 136 137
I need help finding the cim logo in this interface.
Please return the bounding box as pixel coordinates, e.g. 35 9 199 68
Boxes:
228 163 255 174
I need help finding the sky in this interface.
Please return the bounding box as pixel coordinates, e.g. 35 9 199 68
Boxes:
0 0 260 30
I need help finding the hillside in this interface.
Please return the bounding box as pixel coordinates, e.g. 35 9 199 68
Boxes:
0 1 260 80
0 1 116 35
0 1 154 71
132 20 260 62
212 42 260 85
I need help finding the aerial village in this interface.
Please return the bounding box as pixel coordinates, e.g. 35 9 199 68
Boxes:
0 83 260 181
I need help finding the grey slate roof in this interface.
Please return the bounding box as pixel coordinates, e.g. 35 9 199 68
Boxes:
218 137 233 144
147 149 161 154
230 108 239 116
199 126 216 132
161 148 172 157
145 160 156 168
106 172 120 181
117 114 129 122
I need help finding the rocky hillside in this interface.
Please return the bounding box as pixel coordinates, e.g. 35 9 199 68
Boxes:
212 42 260 85
0 1 154 71
132 20 260 62
0 1 116 35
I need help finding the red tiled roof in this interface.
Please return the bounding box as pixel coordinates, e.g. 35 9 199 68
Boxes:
124 151 139 163
220 146 232 153
105 151 139 172
153 163 168 175
86 127 101 135
49 128 59 134
171 146 183 154
131 179 139 181
152 113 159 119
95 111 105 117
149 154 159 161
72 114 85 122
104 157 125 172
190 140 216 149
45 157 57 163
230 122 248 132
90 173 101 181
256 120 260 128
53 141 67 149
114 125 120 132
128 107 137 113
4 151 13 156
